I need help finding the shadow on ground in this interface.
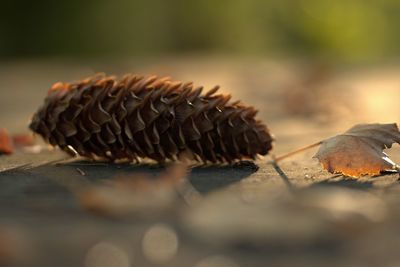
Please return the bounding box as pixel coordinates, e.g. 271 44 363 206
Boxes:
310 177 374 190
0 160 258 199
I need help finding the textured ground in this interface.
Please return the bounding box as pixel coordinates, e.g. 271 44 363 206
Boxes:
1 58 400 267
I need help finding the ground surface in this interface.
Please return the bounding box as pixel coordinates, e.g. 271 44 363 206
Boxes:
1 58 400 267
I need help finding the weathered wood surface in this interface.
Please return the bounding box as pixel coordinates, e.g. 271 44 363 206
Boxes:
1 59 400 267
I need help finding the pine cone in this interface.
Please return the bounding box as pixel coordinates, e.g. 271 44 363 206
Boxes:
29 73 273 163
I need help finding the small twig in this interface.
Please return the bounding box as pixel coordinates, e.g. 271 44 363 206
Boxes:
0 163 33 173
0 157 71 173
395 165 400 181
274 141 322 162
269 157 295 193
76 168 86 176
56 162 109 167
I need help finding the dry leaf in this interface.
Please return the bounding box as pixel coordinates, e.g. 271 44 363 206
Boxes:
0 129 13 155
314 123 400 177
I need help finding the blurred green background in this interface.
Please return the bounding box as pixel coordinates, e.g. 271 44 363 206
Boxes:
1 0 399 63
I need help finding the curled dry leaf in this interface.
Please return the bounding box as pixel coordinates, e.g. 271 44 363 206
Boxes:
0 129 13 155
75 164 188 217
314 123 400 177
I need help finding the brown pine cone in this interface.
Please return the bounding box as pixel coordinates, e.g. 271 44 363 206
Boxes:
29 73 273 163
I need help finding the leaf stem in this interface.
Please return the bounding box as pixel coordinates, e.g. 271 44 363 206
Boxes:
274 141 323 162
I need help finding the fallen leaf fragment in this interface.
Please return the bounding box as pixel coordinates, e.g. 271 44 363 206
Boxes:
0 129 13 155
0 226 35 266
314 123 400 177
75 164 189 217
12 134 35 147
183 187 385 247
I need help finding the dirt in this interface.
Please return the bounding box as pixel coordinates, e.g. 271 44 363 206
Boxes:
1 58 400 267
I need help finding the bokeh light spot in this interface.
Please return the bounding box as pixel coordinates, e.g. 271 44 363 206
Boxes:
142 223 179 264
194 255 240 267
85 241 131 267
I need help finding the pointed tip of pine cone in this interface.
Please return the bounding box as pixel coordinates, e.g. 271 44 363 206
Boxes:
30 73 273 164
